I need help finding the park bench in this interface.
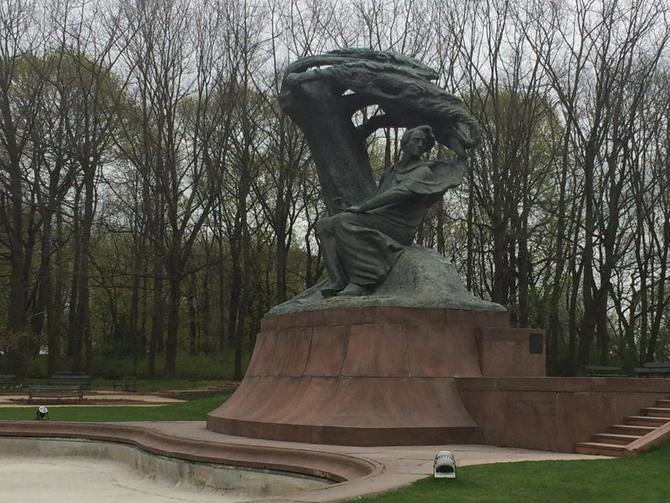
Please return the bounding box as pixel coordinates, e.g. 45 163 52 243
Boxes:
113 376 138 392
27 372 92 403
28 384 84 403
0 374 20 391
634 362 670 378
583 365 628 377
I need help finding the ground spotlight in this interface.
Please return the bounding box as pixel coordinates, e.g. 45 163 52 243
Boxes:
35 405 49 420
433 450 456 479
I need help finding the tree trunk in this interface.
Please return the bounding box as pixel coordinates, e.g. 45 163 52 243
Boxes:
646 218 670 362
491 215 508 306
72 163 95 373
275 222 288 304
465 162 475 290
67 186 82 359
129 233 143 374
217 235 227 352
148 259 164 377
577 145 597 367
547 135 570 373
32 210 52 339
50 207 66 374
189 275 198 356
164 271 181 377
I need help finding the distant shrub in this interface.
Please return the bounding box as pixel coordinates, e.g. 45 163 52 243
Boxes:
25 356 48 378
88 349 251 380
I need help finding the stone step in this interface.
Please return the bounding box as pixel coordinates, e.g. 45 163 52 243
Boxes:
640 407 670 417
608 424 656 436
654 399 670 408
575 441 626 456
591 433 641 445
624 415 670 427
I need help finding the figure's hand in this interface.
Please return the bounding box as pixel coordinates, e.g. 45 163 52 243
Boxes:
345 205 363 213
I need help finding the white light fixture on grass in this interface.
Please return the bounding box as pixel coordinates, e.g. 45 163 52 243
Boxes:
35 406 49 420
433 450 456 479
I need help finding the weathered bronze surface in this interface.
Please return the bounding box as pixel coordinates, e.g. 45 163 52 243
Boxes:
280 48 480 211
315 126 465 297
280 48 492 305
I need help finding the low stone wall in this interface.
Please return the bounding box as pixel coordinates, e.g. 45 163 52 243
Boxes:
456 377 670 452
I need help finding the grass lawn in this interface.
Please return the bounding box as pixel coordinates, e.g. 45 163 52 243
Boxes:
0 395 229 422
354 443 670 502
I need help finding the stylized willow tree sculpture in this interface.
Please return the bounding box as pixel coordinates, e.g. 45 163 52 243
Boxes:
279 48 481 214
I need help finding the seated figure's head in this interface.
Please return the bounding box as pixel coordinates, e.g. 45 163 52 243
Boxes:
400 126 436 159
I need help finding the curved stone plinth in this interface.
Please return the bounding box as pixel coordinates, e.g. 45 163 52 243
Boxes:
208 307 510 445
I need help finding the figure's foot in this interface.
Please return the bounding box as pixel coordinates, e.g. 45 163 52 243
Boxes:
321 282 346 298
336 283 368 297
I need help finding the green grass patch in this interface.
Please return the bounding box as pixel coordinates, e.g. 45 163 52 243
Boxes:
89 353 252 381
8 352 252 381
0 395 228 422
353 443 670 502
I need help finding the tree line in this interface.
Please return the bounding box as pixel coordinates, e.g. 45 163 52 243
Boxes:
1 0 669 378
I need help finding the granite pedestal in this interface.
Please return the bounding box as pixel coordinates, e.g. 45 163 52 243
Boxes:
207 306 545 445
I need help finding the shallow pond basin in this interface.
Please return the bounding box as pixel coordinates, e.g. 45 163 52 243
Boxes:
0 437 330 503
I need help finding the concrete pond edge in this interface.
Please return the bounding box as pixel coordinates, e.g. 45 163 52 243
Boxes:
0 421 382 502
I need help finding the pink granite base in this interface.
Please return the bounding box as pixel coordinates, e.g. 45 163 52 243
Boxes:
456 377 670 452
208 307 540 445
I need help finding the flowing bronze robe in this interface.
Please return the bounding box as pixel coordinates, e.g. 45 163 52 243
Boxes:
321 158 465 287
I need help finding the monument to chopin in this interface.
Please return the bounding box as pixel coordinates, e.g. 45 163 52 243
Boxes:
208 49 545 445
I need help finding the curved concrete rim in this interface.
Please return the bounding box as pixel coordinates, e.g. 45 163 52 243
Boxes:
0 421 380 485
0 421 609 502
0 436 330 501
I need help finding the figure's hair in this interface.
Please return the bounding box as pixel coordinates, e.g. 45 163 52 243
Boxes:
401 125 436 153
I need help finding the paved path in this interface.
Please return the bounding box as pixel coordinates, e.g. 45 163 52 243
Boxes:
132 421 609 502
0 392 183 407
0 418 611 502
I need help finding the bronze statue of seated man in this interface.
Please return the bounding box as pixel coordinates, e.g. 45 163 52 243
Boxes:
316 125 465 297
